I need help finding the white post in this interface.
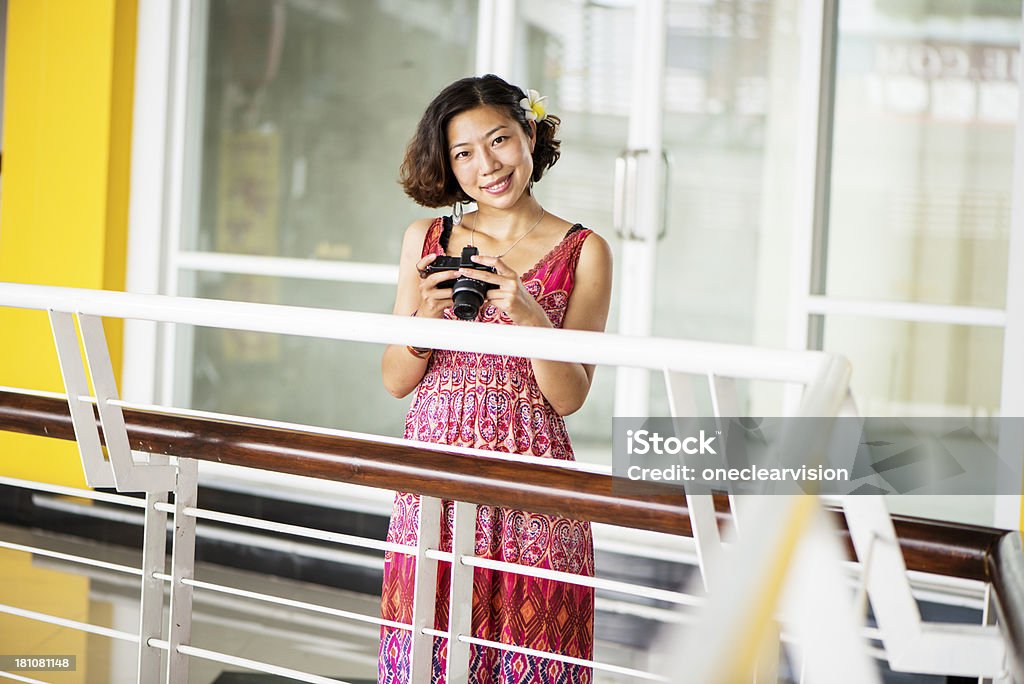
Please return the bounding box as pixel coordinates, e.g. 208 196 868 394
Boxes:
994 11 1024 531
409 495 443 681
124 0 176 406
47 311 116 488
166 458 198 684
78 314 176 491
475 0 517 78
138 491 170 682
784 0 837 412
613 0 667 418
445 501 477 684
160 0 204 409
664 370 725 592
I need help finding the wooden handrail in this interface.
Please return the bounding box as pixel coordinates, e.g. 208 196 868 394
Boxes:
0 389 1011 582
0 390 694 535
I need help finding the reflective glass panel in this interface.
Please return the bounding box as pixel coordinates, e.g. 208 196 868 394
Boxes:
654 0 791 345
523 0 806 427
179 0 479 436
647 0 803 416
190 0 478 264
187 272 407 436
825 0 1021 307
820 314 1003 417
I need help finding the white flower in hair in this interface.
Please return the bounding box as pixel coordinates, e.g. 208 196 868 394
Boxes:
520 89 548 122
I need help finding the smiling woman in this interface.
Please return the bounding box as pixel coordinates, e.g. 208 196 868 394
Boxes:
396 76 560 211
378 74 613 684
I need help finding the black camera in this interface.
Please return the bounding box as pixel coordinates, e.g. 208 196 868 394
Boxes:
423 246 497 320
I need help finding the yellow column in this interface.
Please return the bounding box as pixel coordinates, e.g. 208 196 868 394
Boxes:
0 0 137 486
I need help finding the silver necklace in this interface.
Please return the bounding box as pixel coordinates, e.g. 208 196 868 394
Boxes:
470 208 546 258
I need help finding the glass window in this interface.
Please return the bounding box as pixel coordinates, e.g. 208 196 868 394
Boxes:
825 0 1021 308
190 0 479 264
177 0 479 429
821 315 1003 526
820 314 1003 417
816 1 1020 526
187 272 406 435
656 0 785 349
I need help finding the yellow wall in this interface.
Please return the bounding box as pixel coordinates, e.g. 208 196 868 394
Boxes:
0 0 137 486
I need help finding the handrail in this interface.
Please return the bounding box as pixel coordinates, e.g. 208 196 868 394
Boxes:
0 282 832 382
0 389 691 535
0 388 1012 583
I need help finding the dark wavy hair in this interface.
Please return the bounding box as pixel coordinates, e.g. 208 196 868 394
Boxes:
400 74 562 208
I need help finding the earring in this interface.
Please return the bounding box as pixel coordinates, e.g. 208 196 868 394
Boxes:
452 201 464 226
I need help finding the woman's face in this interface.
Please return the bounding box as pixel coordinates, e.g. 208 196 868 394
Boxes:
446 105 536 211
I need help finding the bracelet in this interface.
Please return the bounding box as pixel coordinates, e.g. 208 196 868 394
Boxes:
406 345 433 359
407 310 432 358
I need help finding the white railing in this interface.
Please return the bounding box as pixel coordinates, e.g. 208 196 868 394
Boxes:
0 283 1016 683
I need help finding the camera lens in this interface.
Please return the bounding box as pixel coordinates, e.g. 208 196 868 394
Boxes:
452 277 487 320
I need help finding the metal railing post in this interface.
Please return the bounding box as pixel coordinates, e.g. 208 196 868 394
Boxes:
446 501 476 684
410 495 442 682
138 490 169 682
981 583 1012 684
166 457 198 684
47 311 116 488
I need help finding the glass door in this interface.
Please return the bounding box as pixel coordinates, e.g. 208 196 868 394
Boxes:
515 0 810 460
649 0 807 416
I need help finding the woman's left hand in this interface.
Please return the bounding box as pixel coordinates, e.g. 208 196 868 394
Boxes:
459 255 551 328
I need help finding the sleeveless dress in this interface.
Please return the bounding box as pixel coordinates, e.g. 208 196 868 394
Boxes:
378 217 596 684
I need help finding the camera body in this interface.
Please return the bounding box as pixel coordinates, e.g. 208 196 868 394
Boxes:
423 246 497 320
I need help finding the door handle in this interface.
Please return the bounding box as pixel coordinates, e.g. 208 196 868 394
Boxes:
614 149 669 241
614 149 645 241
613 153 628 238
659 149 672 241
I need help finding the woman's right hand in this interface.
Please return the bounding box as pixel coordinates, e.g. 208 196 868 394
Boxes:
415 253 454 318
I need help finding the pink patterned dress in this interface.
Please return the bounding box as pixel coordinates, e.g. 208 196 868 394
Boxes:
378 217 596 683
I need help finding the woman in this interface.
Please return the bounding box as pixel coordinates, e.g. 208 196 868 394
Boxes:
379 74 613 683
